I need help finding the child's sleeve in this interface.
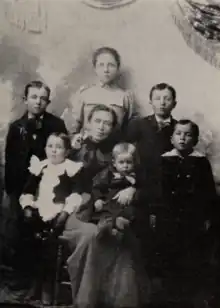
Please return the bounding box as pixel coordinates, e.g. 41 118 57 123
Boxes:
62 162 91 214
19 156 45 209
61 86 85 135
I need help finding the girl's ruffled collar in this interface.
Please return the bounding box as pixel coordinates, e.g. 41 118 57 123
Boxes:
28 156 83 177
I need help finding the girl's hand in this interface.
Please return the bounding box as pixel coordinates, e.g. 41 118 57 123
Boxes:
113 187 136 206
94 199 105 211
71 133 83 149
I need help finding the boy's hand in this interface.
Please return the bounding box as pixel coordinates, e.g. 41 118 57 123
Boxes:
113 187 136 206
71 133 83 149
94 199 105 211
115 217 130 230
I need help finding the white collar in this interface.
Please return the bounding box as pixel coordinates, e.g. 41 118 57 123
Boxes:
28 113 44 120
155 115 172 124
162 148 205 158
29 156 83 177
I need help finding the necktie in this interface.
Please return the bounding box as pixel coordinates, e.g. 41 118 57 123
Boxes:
158 121 170 130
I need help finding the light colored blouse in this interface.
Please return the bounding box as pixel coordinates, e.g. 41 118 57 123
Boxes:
61 82 136 134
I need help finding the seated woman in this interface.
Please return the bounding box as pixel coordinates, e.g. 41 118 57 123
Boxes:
63 105 150 308
19 132 90 305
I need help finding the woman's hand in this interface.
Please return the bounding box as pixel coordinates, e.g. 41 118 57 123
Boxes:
113 187 136 206
71 133 83 149
94 199 105 211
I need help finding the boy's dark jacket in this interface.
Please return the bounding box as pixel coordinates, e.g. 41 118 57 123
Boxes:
5 112 67 197
126 114 177 203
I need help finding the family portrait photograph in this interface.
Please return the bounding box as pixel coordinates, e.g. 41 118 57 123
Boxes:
0 0 220 307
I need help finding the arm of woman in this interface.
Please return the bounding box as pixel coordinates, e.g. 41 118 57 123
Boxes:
61 87 85 136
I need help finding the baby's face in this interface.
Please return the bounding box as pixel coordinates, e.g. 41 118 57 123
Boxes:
113 152 134 175
150 88 176 118
94 52 119 85
45 136 67 165
172 124 195 152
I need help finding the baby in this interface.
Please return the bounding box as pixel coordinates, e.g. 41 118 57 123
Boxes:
92 142 140 239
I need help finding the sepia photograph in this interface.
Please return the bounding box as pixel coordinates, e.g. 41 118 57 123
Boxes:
0 0 220 307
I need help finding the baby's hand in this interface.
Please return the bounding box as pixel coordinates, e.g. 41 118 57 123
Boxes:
71 133 83 149
115 216 130 230
94 199 105 211
113 187 136 206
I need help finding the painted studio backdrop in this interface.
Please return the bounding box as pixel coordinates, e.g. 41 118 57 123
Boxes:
0 0 220 190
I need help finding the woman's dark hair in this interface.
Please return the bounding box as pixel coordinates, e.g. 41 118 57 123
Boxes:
24 80 51 100
149 82 176 101
174 119 200 146
47 132 71 150
87 104 118 128
92 47 121 68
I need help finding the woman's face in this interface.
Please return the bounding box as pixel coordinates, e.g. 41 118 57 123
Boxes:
88 110 114 143
94 52 119 85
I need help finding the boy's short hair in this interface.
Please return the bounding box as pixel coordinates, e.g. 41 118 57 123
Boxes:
87 104 118 128
92 47 121 68
174 119 200 145
149 83 176 101
47 132 71 150
24 80 51 100
112 142 138 164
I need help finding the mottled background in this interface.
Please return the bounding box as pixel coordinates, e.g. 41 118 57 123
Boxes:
0 0 220 190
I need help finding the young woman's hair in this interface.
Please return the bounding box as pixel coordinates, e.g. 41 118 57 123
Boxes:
112 142 139 164
87 104 118 128
47 132 71 150
92 47 121 68
24 80 51 100
174 119 200 146
149 82 176 101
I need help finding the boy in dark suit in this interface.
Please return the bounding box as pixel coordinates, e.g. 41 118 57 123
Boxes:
127 82 177 204
5 80 67 199
126 82 177 285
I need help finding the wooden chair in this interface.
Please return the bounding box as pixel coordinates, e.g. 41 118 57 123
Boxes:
52 236 72 306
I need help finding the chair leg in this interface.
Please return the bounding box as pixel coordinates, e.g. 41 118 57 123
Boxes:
53 243 63 306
